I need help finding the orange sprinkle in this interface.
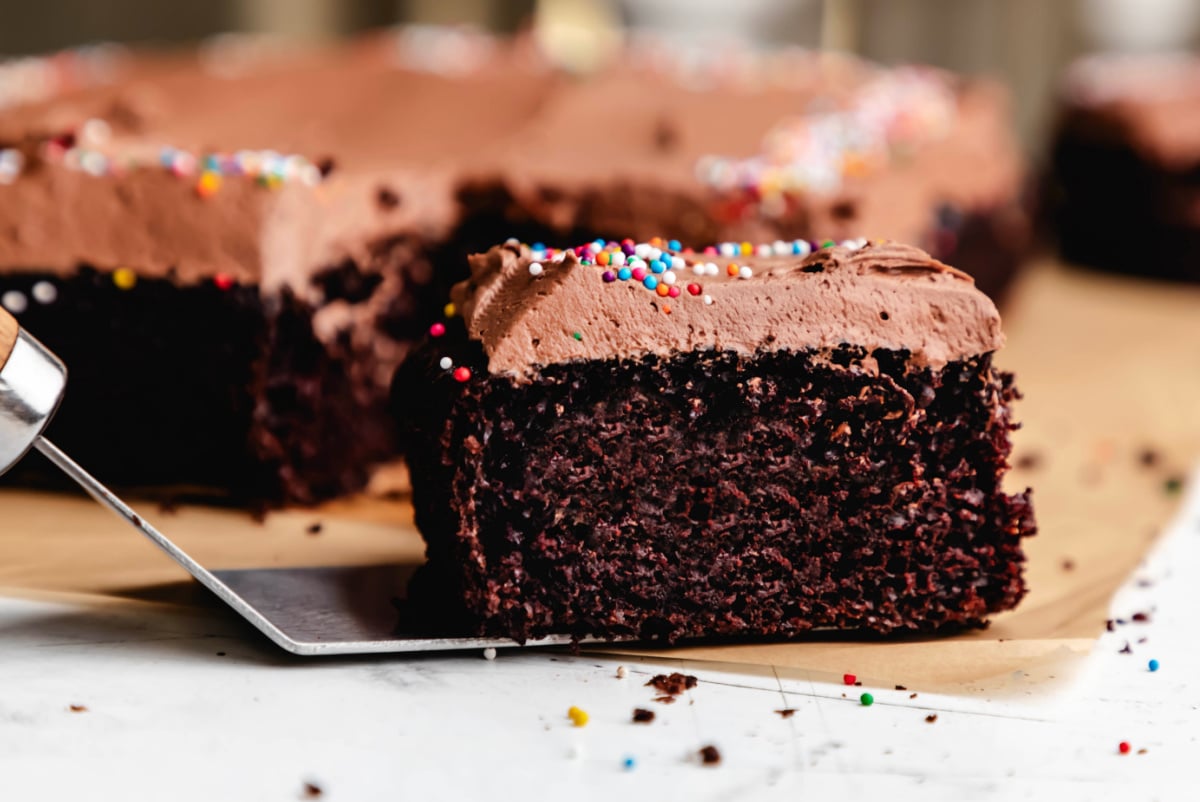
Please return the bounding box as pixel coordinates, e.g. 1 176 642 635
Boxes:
655 283 670 297
597 251 611 266
663 304 671 315
195 171 221 198
726 263 740 277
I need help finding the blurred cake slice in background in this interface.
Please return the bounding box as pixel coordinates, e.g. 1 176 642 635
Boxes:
1049 53 1200 282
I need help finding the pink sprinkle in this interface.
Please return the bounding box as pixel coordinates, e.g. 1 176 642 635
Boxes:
668 286 681 298
429 322 446 337
631 267 648 281
703 246 718 255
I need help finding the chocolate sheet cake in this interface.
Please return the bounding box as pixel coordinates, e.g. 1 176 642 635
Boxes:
397 238 1035 643
0 30 1030 505
1050 54 1200 281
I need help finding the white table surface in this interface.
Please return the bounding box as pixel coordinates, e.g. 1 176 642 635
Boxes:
1 477 1196 802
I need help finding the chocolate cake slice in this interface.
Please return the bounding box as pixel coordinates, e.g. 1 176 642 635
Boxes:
396 238 1036 643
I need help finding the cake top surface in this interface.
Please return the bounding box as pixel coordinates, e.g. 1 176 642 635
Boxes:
453 238 1003 378
0 29 1019 289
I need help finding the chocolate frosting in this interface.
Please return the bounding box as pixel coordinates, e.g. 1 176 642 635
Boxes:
455 241 1002 379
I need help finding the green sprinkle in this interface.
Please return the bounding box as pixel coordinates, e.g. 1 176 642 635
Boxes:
860 692 874 707
572 331 583 341
1165 477 1183 495
821 239 836 249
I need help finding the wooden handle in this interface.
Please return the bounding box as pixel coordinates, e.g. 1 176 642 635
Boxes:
0 306 17 373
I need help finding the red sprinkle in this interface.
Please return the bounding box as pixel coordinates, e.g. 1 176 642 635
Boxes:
453 367 472 382
843 674 857 686
1118 741 1131 754
429 322 446 337
687 283 702 296
213 273 235 291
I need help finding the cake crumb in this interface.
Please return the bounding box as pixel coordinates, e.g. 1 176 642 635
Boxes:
306 522 323 535
632 708 655 724
654 695 677 705
646 673 697 697
894 685 907 691
68 704 87 713
775 709 796 719
302 781 323 798
909 693 918 699
925 714 938 723
1119 642 1133 654
1015 452 1041 470
699 745 721 765
1131 611 1151 623
1138 448 1161 467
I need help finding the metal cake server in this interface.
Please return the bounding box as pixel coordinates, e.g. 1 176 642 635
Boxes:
0 308 578 655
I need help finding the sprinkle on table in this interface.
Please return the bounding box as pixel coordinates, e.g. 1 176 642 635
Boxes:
622 756 636 771
859 692 874 707
1148 659 1160 672
1118 741 1131 755
567 706 589 727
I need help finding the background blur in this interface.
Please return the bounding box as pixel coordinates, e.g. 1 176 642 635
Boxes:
2 0 1198 154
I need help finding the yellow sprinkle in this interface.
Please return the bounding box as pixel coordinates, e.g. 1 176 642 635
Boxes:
195 171 222 198
112 268 137 291
567 706 589 727
740 241 753 256
443 302 457 318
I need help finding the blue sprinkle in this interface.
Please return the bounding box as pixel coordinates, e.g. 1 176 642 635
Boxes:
617 267 632 281
532 242 545 252
643 275 658 290
1149 659 1160 672
650 259 666 274
668 239 681 252
159 148 175 167
622 756 636 771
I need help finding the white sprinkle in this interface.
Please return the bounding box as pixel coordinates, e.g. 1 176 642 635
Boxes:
756 244 771 256
31 281 57 305
611 252 626 267
662 271 677 286
551 251 566 263
706 263 720 276
616 665 628 679
647 247 662 262
634 243 651 259
299 164 322 186
772 240 789 256
505 237 520 246
692 263 706 276
738 266 754 280
439 356 453 370
482 647 497 661
671 256 686 270
703 294 714 305
628 257 645 269
528 262 544 277
718 242 736 257
2 290 27 314
80 117 111 146
842 239 863 250
793 239 812 257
